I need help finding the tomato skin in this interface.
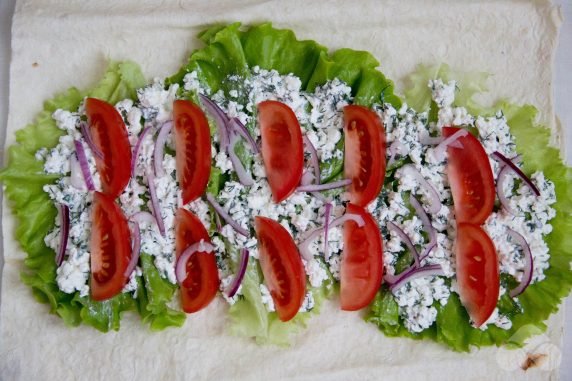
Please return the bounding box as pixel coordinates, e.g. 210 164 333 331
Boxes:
173 100 212 205
254 216 306 322
443 127 495 225
258 100 304 203
175 208 219 313
340 203 383 311
343 105 386 207
85 98 132 198
90 192 132 301
455 223 499 327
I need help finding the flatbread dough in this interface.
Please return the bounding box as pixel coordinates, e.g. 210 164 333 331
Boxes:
1 0 565 380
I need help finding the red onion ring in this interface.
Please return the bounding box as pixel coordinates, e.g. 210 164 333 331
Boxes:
303 135 321 184
73 140 95 191
492 151 540 196
124 222 141 277
507 228 534 298
228 132 255 186
409 194 437 260
300 170 314 186
296 179 352 193
229 117 259 154
387 221 420 268
387 264 444 291
130 211 157 226
387 140 405 168
80 121 104 159
323 203 333 261
145 169 166 236
225 248 250 297
175 240 215 285
400 165 441 214
55 204 70 266
298 213 365 261
154 121 173 178
69 154 86 190
496 165 517 215
434 128 468 161
205 193 249 237
131 124 152 176
199 94 230 149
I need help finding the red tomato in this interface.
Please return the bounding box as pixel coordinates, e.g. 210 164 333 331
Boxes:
455 223 499 327
90 192 132 301
175 208 219 313
85 98 132 198
340 203 383 311
443 127 495 225
173 100 212 205
343 105 386 207
258 100 304 203
254 216 306 322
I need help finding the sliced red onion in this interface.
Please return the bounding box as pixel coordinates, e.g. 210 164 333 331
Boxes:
146 169 166 236
298 213 365 261
492 151 540 196
175 240 215 285
300 170 315 186
434 128 468 161
199 94 230 149
400 165 441 214
124 222 141 277
225 248 250 297
73 140 95 191
507 228 533 298
131 124 152 176
496 165 517 215
387 264 444 291
229 117 259 154
409 194 437 260
323 203 333 261
228 132 255 186
387 140 405 168
55 204 70 266
387 221 420 268
303 135 321 184
80 121 103 159
296 179 352 193
130 211 157 226
69 154 86 190
154 121 173 178
205 193 249 237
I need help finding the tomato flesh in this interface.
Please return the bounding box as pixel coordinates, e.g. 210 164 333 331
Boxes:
175 208 219 313
90 192 132 301
173 100 212 205
258 100 304 203
455 223 499 327
343 105 386 207
85 98 132 198
254 216 306 322
340 203 383 311
443 127 495 225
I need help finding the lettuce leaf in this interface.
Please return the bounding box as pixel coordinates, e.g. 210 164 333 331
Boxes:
0 61 182 332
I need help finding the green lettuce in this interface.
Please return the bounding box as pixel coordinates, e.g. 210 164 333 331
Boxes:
0 61 184 332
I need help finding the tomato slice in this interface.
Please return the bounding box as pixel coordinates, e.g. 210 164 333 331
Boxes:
173 100 212 205
90 192 132 301
443 127 495 225
254 216 306 321
258 100 304 203
340 203 383 311
85 98 132 198
343 105 386 207
455 223 499 327
175 208 219 313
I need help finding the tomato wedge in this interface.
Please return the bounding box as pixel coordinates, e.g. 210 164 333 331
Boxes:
340 203 383 311
455 223 499 327
175 208 219 313
90 192 132 301
258 100 304 203
443 127 495 225
173 100 212 205
254 216 306 322
343 105 386 207
85 98 132 198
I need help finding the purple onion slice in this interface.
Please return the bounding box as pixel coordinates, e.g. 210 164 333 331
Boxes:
175 240 215 285
225 248 250 298
55 204 70 266
507 228 534 298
